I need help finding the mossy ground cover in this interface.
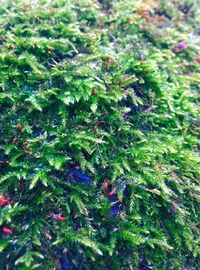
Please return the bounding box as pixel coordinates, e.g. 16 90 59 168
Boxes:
0 0 199 269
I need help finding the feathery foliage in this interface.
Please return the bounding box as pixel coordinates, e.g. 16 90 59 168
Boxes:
0 0 199 269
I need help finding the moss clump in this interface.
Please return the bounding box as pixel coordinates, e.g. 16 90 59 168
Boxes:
0 0 199 269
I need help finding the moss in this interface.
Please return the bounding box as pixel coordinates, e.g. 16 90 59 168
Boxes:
0 0 199 269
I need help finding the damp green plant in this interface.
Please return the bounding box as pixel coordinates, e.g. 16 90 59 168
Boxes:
0 0 199 269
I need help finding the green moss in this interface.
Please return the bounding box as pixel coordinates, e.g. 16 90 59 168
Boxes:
0 0 199 269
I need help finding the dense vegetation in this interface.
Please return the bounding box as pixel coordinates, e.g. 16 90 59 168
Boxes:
0 0 199 269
